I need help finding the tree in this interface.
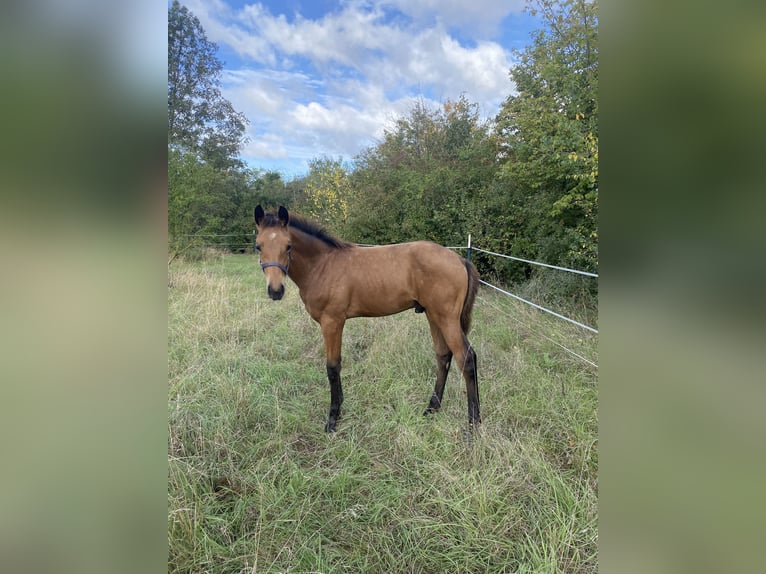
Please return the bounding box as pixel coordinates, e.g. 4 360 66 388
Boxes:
168 0 257 259
168 148 234 245
228 170 292 240
303 157 354 232
168 0 247 168
495 0 598 272
349 96 496 246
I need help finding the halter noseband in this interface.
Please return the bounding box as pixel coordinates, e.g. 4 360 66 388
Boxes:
260 260 289 275
259 243 291 276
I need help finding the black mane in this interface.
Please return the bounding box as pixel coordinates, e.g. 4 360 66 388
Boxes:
260 211 351 250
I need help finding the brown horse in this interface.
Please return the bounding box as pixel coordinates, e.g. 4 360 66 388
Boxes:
254 205 480 432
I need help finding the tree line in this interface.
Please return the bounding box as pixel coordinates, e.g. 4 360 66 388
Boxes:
168 0 598 291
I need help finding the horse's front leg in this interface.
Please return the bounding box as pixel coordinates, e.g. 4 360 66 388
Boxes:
320 317 345 432
424 317 452 415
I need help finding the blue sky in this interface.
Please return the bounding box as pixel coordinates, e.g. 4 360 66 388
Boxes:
179 0 540 178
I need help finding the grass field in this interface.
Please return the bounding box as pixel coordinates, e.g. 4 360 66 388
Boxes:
168 254 598 573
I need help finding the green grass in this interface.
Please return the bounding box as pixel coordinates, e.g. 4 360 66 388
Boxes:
168 254 598 573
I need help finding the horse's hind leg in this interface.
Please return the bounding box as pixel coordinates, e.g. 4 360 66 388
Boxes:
463 342 480 426
439 321 480 427
424 317 452 415
320 317 345 432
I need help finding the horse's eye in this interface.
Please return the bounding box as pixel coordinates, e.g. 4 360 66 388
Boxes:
286 244 292 252
255 244 261 252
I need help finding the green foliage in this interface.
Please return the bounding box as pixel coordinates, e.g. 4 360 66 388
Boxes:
169 148 297 256
166 0 599 296
168 2 299 257
495 0 598 273
347 96 496 247
228 171 292 240
168 256 598 574
168 148 234 245
303 157 355 233
342 0 600 283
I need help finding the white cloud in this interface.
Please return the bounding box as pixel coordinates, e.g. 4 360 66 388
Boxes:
224 70 285 117
242 133 288 159
181 0 527 174
290 100 384 146
439 36 514 102
222 69 384 161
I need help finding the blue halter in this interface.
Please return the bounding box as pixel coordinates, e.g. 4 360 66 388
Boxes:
260 260 289 275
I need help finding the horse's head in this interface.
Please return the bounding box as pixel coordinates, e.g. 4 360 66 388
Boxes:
254 205 292 300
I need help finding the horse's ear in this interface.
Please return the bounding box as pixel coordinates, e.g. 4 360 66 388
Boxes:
254 205 265 226
278 205 289 227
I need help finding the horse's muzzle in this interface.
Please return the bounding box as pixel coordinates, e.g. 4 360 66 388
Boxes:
267 284 285 300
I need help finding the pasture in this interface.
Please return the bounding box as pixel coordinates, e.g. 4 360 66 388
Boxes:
168 253 598 573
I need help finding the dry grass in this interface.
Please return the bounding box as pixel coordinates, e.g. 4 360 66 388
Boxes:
168 254 598 573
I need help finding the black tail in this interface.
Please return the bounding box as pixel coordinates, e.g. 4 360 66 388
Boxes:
460 259 479 335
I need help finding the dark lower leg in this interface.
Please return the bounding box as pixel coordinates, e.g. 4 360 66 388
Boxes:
325 361 343 432
424 351 452 415
462 345 480 425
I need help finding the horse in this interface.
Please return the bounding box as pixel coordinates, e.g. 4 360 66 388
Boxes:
254 205 480 432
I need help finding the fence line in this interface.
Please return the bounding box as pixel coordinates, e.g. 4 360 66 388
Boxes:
457 239 598 335
477 294 598 369
479 279 597 334
178 233 253 237
177 233 596 279
471 246 598 278
177 231 598 333
179 234 596 276
182 242 253 247
176 231 597 362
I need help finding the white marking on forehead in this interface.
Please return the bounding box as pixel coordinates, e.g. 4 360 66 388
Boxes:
269 232 277 239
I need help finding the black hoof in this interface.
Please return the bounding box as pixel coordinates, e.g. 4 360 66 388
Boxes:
424 395 441 416
325 420 337 432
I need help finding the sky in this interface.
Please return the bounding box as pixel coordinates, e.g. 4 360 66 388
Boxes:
178 0 541 178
